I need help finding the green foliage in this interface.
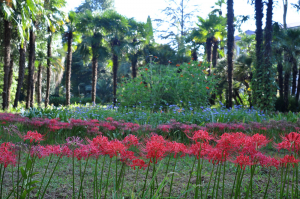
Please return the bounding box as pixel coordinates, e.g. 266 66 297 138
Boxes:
275 96 300 112
118 61 217 109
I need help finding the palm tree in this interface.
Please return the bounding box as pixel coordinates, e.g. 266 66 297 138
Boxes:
227 0 234 108
77 11 109 104
252 0 264 105
127 18 147 78
64 11 81 105
44 0 66 108
102 10 129 106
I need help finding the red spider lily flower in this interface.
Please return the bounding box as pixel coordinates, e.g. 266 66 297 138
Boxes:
0 142 17 168
188 142 213 159
145 68 148 71
123 134 139 147
233 154 252 170
23 131 44 143
207 148 229 165
280 155 299 167
176 64 180 67
188 62 191 65
141 134 168 163
106 117 114 122
120 151 136 163
276 132 300 152
246 134 270 151
106 140 128 158
74 144 92 160
166 141 187 158
158 124 172 133
66 136 84 150
129 159 148 170
187 130 214 142
255 153 280 169
206 87 209 90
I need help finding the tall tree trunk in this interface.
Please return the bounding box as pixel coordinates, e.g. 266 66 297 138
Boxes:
284 69 290 112
91 55 98 104
14 43 26 108
45 28 52 108
212 39 218 68
113 53 118 106
263 0 274 109
283 0 288 29
26 23 36 109
296 67 300 103
2 20 12 110
37 62 42 106
277 50 284 99
191 50 198 61
227 0 234 108
131 54 138 78
66 30 73 106
31 71 37 106
7 57 14 107
254 0 264 106
292 57 297 96
206 37 213 74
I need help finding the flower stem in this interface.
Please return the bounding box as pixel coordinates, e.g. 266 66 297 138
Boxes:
77 157 90 199
161 155 171 197
185 157 196 199
141 160 151 198
94 158 98 199
72 153 75 199
104 157 112 199
205 164 215 199
221 161 226 199
231 167 239 198
169 155 179 198
263 167 272 199
36 154 53 197
99 155 106 198
212 163 221 198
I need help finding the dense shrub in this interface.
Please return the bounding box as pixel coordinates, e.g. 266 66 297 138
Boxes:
118 61 217 109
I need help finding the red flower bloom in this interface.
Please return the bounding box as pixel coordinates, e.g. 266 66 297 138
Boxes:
129 159 148 170
166 141 187 158
106 140 127 158
280 155 299 167
141 134 168 163
23 131 44 143
233 154 252 170
123 134 139 147
187 130 214 142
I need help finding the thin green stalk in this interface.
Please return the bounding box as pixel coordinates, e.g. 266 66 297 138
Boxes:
169 155 179 198
222 161 226 199
16 149 21 199
280 165 289 199
99 155 106 198
286 164 290 198
215 161 223 199
120 167 126 194
11 165 14 198
27 156 37 199
195 144 202 198
162 155 171 197
21 143 32 191
104 157 113 199
40 155 62 199
245 165 255 199
115 156 118 190
0 166 5 199
94 158 98 199
205 164 215 199
141 160 151 198
151 158 157 198
212 163 221 198
77 157 90 199
36 154 53 197
237 169 245 199
185 157 196 199
134 168 140 187
292 164 295 199
263 167 272 199
233 167 241 199
72 153 75 199
296 163 299 198
279 166 285 198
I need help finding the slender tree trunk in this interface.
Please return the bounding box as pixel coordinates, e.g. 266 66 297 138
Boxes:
263 0 274 109
296 67 300 103
254 0 264 105
66 30 73 106
283 0 288 29
292 57 297 96
37 62 42 106
113 53 118 106
277 51 284 99
91 55 98 104
131 54 138 78
14 43 26 108
3 20 12 110
234 89 244 105
284 69 290 112
45 28 52 108
31 71 37 106
7 57 14 107
212 39 218 68
206 37 213 74
192 50 198 61
26 23 36 109
227 0 234 108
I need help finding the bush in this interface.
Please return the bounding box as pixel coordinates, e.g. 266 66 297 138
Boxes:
49 96 102 106
118 61 217 109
